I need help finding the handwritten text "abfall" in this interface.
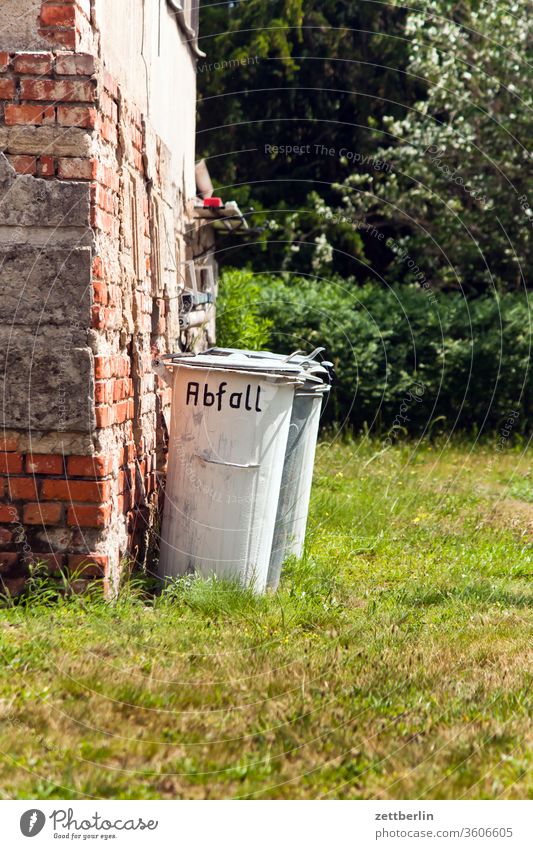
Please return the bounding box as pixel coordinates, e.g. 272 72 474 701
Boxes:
186 381 263 412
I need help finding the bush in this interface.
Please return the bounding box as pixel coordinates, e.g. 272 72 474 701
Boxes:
215 268 272 351
217 269 532 435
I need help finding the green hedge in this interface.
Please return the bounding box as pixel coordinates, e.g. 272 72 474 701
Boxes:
215 269 272 351
216 270 532 435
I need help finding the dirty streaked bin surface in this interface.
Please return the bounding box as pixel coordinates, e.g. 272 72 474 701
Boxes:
267 357 331 589
204 347 332 591
158 351 303 592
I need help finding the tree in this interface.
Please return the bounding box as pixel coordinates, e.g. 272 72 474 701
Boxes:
334 0 533 293
197 0 411 275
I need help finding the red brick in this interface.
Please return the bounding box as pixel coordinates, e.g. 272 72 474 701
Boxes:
7 477 38 500
0 552 19 572
107 285 119 307
39 28 77 50
55 52 95 76
113 378 128 402
94 356 112 379
67 503 111 528
39 155 55 176
91 305 106 329
20 78 95 103
13 52 53 75
100 117 117 145
93 183 115 213
58 157 97 180
91 206 114 233
131 126 143 151
95 406 113 428
40 5 77 27
0 505 19 523
0 528 13 545
42 479 110 502
100 91 117 123
0 435 19 452
0 79 16 99
67 455 112 478
25 454 63 475
0 452 23 474
94 381 112 404
103 69 118 98
7 155 37 175
57 105 97 128
129 104 142 127
118 469 127 494
23 551 65 573
133 149 144 174
93 281 108 306
92 256 103 279
68 553 108 577
1 576 27 596
97 164 120 193
23 502 63 525
0 52 10 73
114 400 130 424
4 104 55 125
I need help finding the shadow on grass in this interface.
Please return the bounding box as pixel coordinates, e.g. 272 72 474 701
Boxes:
400 583 533 609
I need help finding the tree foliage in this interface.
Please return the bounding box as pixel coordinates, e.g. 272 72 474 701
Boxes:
197 0 411 274
198 1 532 291
333 0 533 292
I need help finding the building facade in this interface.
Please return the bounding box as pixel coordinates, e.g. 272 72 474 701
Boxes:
0 0 215 592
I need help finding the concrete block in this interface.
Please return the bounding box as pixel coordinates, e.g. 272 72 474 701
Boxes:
0 246 91 327
0 1 50 51
0 325 95 432
0 126 93 158
0 154 90 228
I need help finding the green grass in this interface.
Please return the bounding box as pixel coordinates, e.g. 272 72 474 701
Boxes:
0 438 531 799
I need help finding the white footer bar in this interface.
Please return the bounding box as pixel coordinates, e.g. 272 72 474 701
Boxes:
3 799 531 849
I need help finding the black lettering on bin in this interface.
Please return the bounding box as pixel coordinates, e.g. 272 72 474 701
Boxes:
185 381 264 412
203 385 216 407
186 382 199 406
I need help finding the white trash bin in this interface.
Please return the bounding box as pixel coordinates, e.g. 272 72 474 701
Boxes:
158 351 303 592
203 348 333 590
267 374 330 589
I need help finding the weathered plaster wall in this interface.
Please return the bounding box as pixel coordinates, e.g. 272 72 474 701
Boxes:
94 0 197 199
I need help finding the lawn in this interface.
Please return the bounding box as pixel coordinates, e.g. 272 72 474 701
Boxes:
0 438 531 800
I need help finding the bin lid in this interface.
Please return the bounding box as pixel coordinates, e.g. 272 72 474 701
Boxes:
164 350 304 378
205 347 333 386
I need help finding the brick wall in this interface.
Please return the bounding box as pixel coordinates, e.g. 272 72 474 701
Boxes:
0 0 215 595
